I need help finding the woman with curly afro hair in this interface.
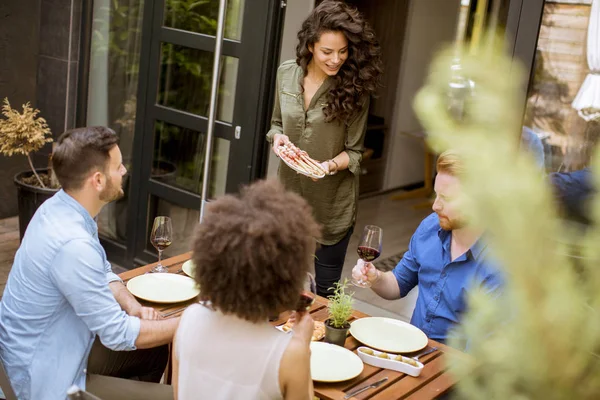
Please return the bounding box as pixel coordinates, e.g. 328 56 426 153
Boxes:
266 0 382 297
172 180 320 399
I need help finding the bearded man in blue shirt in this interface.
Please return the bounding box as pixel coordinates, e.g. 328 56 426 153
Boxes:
0 127 177 399
352 150 503 346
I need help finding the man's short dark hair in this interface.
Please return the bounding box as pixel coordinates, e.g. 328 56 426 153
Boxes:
191 179 321 322
52 127 119 191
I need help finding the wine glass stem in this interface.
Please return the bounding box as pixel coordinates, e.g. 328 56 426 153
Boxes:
158 249 163 266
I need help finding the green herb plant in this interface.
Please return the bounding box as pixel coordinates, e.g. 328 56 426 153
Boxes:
327 279 354 329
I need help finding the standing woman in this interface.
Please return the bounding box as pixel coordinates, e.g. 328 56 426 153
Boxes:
266 0 382 297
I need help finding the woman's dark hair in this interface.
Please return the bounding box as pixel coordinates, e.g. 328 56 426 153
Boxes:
52 126 119 191
191 179 321 322
296 0 382 124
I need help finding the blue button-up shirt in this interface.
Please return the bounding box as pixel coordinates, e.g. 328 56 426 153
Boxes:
0 190 140 400
392 213 502 345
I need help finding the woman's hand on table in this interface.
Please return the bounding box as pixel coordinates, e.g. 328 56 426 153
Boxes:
272 133 290 156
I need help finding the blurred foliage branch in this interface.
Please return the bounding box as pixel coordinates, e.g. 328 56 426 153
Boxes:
414 34 600 399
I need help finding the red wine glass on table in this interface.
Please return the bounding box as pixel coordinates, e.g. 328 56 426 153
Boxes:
150 216 172 273
352 225 383 288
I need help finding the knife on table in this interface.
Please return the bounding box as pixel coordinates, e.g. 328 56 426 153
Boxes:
343 377 388 399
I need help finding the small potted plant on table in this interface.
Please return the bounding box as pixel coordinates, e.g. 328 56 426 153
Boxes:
324 279 354 346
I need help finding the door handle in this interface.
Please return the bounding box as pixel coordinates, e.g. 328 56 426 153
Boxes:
235 126 241 139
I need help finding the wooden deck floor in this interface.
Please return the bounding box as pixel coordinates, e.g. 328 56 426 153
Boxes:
0 217 19 297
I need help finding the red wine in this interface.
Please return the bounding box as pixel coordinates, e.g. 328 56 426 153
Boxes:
357 246 380 261
151 238 172 251
296 291 315 312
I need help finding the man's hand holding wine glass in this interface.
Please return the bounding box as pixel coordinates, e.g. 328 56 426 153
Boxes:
351 225 383 288
352 259 381 287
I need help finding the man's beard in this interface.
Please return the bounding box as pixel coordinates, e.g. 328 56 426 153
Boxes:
100 177 124 203
437 214 465 231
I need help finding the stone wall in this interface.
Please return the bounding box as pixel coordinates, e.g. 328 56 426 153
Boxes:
0 0 82 219
0 1 42 218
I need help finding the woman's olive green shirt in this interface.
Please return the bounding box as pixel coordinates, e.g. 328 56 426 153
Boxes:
266 60 369 245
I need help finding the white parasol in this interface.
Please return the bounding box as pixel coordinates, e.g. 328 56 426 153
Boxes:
572 0 600 121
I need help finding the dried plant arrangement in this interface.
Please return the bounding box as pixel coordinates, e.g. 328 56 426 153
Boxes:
0 98 54 188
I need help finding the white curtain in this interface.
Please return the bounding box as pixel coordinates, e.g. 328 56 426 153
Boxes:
572 0 600 121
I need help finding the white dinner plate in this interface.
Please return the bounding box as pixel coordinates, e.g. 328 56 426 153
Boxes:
181 260 195 278
126 273 199 304
310 342 363 382
350 317 428 353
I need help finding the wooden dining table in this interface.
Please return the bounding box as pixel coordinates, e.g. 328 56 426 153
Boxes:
119 253 458 399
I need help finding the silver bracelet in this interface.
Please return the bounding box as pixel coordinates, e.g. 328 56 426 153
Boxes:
328 159 339 175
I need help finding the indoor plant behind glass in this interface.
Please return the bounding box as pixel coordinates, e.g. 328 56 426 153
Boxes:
0 98 59 240
324 279 354 346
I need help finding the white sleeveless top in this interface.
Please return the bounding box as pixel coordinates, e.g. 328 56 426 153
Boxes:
175 303 292 399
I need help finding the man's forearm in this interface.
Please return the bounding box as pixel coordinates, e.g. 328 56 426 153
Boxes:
109 281 142 315
136 317 180 349
371 271 402 300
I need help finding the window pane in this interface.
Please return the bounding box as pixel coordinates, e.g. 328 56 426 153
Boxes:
89 0 144 241
163 0 245 41
153 120 230 198
523 1 598 172
156 43 238 122
147 196 198 258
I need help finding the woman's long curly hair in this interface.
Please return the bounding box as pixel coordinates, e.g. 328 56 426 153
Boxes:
296 0 382 125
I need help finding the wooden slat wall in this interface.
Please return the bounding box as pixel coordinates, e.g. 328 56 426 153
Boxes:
537 3 589 98
526 2 592 169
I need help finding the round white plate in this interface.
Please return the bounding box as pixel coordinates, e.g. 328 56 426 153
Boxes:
310 342 363 382
181 260 195 278
350 317 428 353
126 273 199 304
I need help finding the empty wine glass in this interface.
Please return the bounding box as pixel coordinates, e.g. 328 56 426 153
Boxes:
352 225 383 288
150 216 172 273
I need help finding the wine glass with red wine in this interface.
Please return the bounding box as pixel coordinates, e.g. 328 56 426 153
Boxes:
150 216 173 273
352 225 383 288
296 273 317 312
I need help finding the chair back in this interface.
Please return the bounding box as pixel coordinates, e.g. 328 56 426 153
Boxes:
0 359 17 400
67 385 104 400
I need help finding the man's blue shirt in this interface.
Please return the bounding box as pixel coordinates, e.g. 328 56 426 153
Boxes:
0 190 140 400
392 213 502 344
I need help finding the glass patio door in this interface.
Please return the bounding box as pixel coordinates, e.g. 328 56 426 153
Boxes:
123 0 284 266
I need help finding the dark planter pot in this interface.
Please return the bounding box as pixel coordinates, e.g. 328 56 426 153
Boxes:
14 169 60 241
324 319 350 347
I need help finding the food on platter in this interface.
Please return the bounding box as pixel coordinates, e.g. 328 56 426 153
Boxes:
277 142 327 179
358 347 421 368
280 319 326 341
393 354 420 367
